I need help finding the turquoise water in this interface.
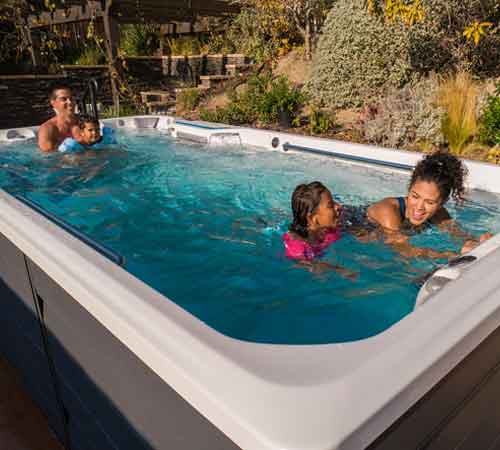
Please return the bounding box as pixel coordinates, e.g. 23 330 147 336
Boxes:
1 129 499 344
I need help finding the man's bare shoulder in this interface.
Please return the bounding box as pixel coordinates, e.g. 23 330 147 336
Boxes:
38 118 59 152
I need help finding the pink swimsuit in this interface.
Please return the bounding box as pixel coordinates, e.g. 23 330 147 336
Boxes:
283 228 341 261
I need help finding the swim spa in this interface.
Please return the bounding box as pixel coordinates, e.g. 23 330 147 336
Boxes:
1 116 500 450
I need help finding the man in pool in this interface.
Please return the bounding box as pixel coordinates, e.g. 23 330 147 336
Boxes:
38 83 80 152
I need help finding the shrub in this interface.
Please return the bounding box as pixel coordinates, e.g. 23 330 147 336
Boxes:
304 0 412 108
486 146 500 164
120 24 160 56
166 36 204 56
257 75 305 123
100 104 144 118
362 74 444 148
200 72 304 126
308 107 336 135
305 0 500 109
176 88 202 112
74 46 103 65
479 86 500 146
223 8 290 63
436 72 479 155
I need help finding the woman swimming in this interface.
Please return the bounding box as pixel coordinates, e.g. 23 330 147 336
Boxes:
367 152 491 258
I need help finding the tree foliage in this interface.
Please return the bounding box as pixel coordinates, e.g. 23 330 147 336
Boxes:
234 0 333 60
305 0 500 108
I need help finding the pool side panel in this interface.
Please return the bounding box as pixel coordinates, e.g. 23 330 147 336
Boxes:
25 257 241 450
367 318 500 450
0 233 67 442
0 236 241 449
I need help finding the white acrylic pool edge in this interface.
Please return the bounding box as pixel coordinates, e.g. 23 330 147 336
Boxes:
1 117 500 450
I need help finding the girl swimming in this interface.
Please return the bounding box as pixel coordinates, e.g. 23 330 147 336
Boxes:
283 181 355 278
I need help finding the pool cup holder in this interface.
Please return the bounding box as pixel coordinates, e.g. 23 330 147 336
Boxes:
415 255 478 308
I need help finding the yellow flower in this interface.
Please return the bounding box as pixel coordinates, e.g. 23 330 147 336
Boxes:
463 21 493 46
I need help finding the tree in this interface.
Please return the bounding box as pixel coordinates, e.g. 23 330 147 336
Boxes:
236 0 333 60
284 0 333 60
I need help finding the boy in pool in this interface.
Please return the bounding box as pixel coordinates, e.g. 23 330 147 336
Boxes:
283 181 357 279
75 115 101 147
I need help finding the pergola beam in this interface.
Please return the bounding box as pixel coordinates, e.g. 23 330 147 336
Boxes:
28 0 238 27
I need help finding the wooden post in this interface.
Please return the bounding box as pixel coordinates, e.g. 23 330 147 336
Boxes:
102 0 120 114
26 27 41 68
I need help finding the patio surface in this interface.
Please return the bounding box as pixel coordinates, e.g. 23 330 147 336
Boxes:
0 355 64 450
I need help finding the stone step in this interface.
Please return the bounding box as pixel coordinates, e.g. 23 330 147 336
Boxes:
140 90 173 103
174 87 208 95
145 101 175 114
199 75 233 89
225 63 254 76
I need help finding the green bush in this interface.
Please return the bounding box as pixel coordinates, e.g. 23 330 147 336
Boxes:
304 0 500 109
74 46 103 65
200 72 304 126
167 36 204 56
120 24 160 56
362 75 444 148
176 88 202 111
223 8 285 63
304 0 412 108
100 104 144 118
479 87 500 146
257 75 305 123
308 108 336 135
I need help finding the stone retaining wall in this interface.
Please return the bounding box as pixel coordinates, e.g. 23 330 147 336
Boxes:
0 54 249 128
0 68 113 129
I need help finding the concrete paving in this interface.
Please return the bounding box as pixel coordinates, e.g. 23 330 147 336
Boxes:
0 355 64 450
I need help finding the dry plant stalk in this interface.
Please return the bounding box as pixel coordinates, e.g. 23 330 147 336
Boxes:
436 71 478 155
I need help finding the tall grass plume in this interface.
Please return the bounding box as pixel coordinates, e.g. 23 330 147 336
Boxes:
437 72 478 155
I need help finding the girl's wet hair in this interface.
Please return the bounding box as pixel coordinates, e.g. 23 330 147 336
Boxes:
409 152 468 203
289 181 328 238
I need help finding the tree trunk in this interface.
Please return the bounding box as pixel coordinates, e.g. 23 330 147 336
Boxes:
103 0 120 114
305 18 312 60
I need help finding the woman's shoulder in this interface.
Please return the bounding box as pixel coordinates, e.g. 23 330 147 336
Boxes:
367 197 403 230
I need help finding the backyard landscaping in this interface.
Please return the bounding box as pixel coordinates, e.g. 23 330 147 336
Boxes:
1 0 499 161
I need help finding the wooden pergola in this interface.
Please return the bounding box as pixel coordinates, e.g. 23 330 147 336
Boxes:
25 0 239 109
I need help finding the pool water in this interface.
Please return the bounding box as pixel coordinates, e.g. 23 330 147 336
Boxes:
1 130 499 344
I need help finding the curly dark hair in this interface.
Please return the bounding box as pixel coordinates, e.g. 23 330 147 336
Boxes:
409 152 468 203
289 181 329 239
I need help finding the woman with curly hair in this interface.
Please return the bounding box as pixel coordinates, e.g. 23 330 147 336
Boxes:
367 152 492 258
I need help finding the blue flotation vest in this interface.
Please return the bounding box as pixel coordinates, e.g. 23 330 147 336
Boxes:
58 127 118 153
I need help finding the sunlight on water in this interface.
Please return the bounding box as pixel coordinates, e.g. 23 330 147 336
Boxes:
1 129 499 344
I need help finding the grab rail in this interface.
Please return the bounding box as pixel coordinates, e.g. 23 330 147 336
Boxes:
282 143 414 171
79 78 99 121
15 195 125 267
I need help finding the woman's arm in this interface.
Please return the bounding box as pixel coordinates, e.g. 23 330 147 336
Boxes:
434 208 493 254
384 230 457 259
